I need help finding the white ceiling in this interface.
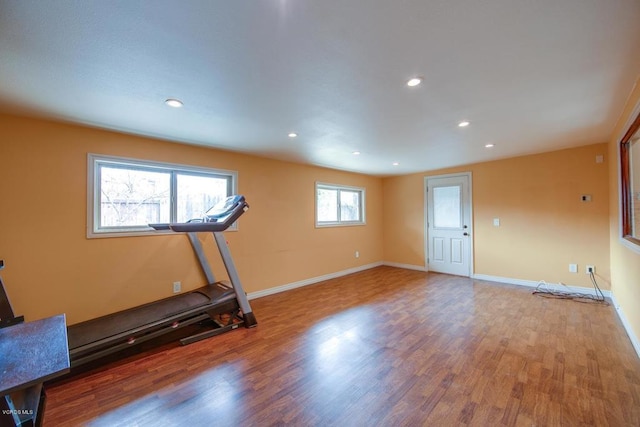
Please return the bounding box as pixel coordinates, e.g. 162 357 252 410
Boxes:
1 0 640 176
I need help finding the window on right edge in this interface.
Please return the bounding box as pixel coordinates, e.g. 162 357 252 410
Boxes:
315 182 366 227
620 110 640 246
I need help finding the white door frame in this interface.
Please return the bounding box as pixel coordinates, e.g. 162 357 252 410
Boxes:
424 172 474 276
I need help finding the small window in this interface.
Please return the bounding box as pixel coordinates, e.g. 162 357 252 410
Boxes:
315 182 365 227
88 154 237 237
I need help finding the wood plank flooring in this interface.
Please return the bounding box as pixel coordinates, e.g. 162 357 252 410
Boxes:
44 267 640 426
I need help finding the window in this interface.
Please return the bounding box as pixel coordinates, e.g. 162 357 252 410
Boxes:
620 109 640 248
315 182 365 227
432 185 462 228
88 154 237 237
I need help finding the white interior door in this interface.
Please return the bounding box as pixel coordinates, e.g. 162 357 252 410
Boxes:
426 173 472 276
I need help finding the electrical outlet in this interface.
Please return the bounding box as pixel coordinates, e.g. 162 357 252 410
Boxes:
569 264 578 273
173 281 181 293
586 265 595 274
355 250 360 258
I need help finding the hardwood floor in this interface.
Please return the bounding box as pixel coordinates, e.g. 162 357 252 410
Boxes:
44 267 640 426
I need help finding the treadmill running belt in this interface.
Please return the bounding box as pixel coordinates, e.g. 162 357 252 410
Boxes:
68 290 214 349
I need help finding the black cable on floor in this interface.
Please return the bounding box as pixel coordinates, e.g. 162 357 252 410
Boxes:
532 273 609 305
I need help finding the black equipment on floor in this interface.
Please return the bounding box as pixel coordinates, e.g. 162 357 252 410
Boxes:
67 195 257 367
0 259 24 329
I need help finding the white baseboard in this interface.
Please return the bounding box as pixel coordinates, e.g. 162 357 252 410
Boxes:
383 261 428 272
247 261 383 300
472 273 612 297
609 292 640 359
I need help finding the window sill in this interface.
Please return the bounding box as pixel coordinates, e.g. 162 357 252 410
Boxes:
315 222 366 228
620 236 640 255
87 225 238 239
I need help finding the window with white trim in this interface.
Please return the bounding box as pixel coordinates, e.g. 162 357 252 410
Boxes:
88 154 237 237
315 182 365 227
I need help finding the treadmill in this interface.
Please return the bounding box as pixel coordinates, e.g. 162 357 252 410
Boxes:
67 195 257 367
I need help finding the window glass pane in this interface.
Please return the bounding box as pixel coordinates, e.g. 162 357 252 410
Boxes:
100 166 170 227
632 138 640 237
317 188 338 222
433 185 461 228
340 190 360 221
176 174 229 222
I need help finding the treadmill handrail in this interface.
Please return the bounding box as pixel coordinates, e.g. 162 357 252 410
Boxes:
170 201 248 233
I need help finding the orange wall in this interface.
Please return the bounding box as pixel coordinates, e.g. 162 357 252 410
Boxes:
0 111 619 328
383 144 610 288
0 114 383 324
608 77 640 347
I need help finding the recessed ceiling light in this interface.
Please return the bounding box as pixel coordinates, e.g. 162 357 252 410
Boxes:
458 121 470 127
352 151 361 155
406 77 422 87
288 132 298 138
165 98 183 108
392 162 400 166
485 143 495 148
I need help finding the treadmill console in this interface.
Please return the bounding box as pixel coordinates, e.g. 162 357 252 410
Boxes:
205 195 246 221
